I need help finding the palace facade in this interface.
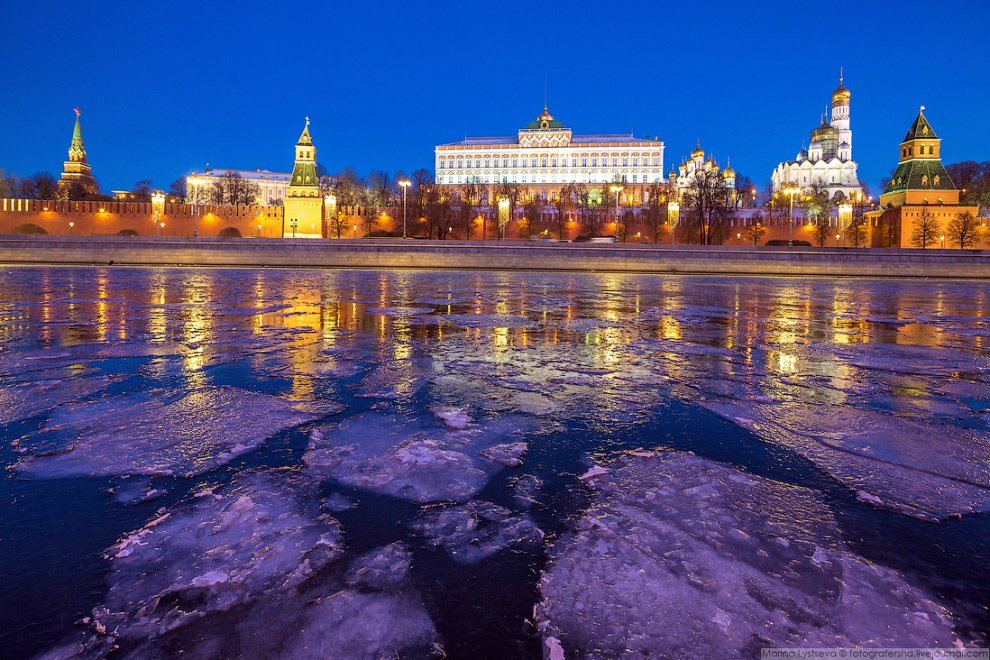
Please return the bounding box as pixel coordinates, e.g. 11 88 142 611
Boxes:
185 168 292 206
771 73 861 201
435 106 665 201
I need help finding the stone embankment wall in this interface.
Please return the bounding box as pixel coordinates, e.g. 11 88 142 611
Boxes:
1 235 989 278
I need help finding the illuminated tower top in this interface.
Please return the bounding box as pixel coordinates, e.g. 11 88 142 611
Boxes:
68 108 87 163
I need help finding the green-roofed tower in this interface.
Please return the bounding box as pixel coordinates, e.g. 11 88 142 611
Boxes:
283 117 326 238
880 106 958 206
59 108 97 196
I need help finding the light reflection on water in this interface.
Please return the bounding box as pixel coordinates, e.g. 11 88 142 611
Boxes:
0 266 988 659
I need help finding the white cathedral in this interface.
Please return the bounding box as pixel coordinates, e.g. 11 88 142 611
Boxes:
771 74 861 202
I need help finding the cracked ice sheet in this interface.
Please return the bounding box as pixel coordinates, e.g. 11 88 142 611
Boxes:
43 478 441 660
537 452 963 660
701 401 990 521
0 375 110 425
97 471 344 640
15 386 319 478
410 500 543 564
304 412 532 503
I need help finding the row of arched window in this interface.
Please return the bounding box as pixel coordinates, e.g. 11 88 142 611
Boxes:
438 153 662 170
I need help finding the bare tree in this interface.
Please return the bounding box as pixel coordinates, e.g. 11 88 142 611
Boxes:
846 215 867 248
168 177 187 201
209 172 258 206
27 172 60 200
879 207 900 248
494 181 521 239
521 195 541 238
553 184 575 239
683 169 731 245
364 170 393 213
946 212 979 248
813 216 832 247
911 209 940 249
642 180 669 243
745 216 767 246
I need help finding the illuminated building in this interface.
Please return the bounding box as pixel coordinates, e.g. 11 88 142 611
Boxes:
435 105 665 203
185 168 291 206
59 109 98 194
282 118 325 238
668 144 736 197
867 107 980 247
771 72 861 202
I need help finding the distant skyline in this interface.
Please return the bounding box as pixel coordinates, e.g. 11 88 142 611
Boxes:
2 0 988 196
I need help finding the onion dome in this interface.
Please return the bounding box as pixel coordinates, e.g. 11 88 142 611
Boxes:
722 166 735 178
839 141 851 150
691 143 704 158
796 147 808 162
809 139 822 150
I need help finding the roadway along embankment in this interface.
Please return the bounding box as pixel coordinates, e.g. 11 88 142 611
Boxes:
1 235 989 279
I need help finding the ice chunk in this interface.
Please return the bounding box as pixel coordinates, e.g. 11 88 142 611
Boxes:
702 400 990 520
305 413 531 503
442 313 537 329
96 471 343 639
16 386 318 478
357 360 430 399
410 500 543 563
431 406 472 430
0 376 109 426
346 542 412 590
480 441 527 467
538 452 961 658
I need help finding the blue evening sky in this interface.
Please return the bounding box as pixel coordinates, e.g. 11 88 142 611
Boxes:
2 0 988 196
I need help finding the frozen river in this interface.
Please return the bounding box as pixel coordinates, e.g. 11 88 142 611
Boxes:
1 266 988 659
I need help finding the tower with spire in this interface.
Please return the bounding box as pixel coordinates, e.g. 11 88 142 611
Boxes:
59 109 97 195
771 71 860 201
282 118 325 238
866 106 979 247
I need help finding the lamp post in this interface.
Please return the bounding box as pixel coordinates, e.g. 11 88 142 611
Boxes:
668 201 679 246
785 187 800 246
838 203 852 247
290 218 297 238
940 235 945 249
69 221 74 235
399 180 410 239
610 185 623 229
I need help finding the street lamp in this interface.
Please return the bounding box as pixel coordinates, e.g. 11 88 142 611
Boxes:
399 180 410 239
784 187 800 246
69 221 74 235
940 235 945 249
838 203 852 247
667 201 679 246
290 218 297 238
610 185 623 227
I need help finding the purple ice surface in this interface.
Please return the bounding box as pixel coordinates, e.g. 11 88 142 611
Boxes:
537 451 965 659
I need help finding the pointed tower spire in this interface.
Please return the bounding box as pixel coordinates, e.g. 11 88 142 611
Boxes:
69 108 86 163
60 108 96 194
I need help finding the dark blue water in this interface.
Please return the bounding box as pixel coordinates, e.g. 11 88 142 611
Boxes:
0 267 987 659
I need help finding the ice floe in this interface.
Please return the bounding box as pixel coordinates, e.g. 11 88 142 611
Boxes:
304 413 531 503
16 386 319 478
411 500 543 563
537 451 963 658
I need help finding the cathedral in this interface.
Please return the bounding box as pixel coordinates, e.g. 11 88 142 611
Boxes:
771 73 861 202
59 109 98 195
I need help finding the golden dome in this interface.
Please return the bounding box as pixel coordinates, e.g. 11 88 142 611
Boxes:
691 144 704 158
723 166 735 178
832 84 850 102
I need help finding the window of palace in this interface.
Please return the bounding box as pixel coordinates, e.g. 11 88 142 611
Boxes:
512 157 518 168
591 156 598 166
632 174 638 183
632 155 639 166
541 173 547 182
551 173 557 183
466 159 472 168
541 156 548 167
581 155 587 167
571 156 577 167
653 155 660 166
612 155 619 166
475 157 481 168
622 155 628 166
485 158 490 168
551 156 557 167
